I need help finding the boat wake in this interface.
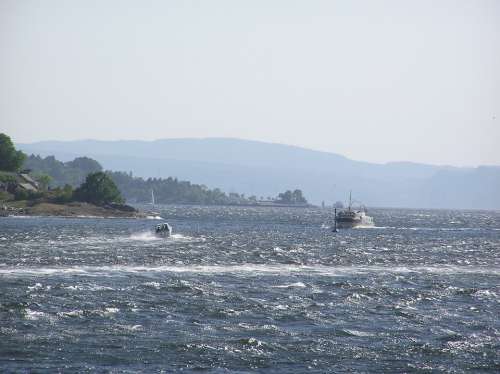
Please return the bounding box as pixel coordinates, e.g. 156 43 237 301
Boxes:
129 231 161 241
170 233 194 241
128 231 194 242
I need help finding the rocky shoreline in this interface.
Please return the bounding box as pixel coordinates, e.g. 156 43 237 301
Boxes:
0 201 148 218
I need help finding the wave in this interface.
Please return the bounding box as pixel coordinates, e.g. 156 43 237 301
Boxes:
351 226 494 232
145 215 163 220
129 231 161 242
272 282 307 288
6 215 37 219
128 231 194 242
170 233 195 241
1 264 499 277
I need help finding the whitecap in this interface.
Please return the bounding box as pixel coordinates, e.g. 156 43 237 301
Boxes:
473 289 498 299
170 233 195 241
119 324 143 331
2 264 499 277
104 307 119 315
273 304 288 310
272 282 307 288
28 283 43 291
129 231 161 241
343 329 374 337
58 310 84 318
24 309 46 320
146 215 163 220
143 281 161 289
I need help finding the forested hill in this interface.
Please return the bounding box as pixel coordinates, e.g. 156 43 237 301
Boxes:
108 171 251 205
24 155 103 187
22 154 274 205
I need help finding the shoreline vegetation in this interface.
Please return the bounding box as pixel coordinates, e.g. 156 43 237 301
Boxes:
1 133 311 218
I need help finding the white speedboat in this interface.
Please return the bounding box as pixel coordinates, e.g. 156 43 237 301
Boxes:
154 222 172 237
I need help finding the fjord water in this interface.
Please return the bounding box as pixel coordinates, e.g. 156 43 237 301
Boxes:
1 207 499 372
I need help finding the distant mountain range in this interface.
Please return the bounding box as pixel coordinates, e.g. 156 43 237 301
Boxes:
17 138 500 209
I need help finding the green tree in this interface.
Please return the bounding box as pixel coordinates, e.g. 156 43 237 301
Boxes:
73 172 124 205
292 189 307 204
277 189 308 204
0 133 26 171
52 184 74 203
277 190 293 203
34 173 52 191
23 154 104 187
65 157 102 175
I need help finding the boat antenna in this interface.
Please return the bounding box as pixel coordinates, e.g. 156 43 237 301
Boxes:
349 190 352 211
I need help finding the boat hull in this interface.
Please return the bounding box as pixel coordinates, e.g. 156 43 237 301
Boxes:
335 211 374 229
336 220 374 229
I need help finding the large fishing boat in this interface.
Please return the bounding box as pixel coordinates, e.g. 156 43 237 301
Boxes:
333 191 374 230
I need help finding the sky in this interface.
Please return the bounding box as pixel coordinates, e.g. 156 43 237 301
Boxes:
1 0 499 167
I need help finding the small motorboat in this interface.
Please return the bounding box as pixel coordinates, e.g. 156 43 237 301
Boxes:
154 222 172 237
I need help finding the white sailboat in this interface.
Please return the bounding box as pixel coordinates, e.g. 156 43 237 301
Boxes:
147 189 161 219
149 189 172 234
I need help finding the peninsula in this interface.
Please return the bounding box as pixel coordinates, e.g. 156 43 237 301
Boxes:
1 134 143 218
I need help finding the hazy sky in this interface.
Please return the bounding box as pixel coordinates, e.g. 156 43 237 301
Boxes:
1 0 499 166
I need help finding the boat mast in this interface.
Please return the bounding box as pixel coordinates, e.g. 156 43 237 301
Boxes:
151 189 155 206
348 190 352 211
333 208 338 232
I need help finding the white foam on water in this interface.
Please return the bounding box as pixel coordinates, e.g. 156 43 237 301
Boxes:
346 225 494 232
129 231 161 241
119 324 143 331
146 215 163 220
343 329 375 337
24 309 47 321
104 307 119 315
143 281 161 289
28 282 43 291
473 289 498 300
129 231 193 242
2 264 499 277
170 233 193 241
272 282 307 288
57 310 84 318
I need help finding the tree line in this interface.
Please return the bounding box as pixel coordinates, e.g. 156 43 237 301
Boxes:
1 133 308 206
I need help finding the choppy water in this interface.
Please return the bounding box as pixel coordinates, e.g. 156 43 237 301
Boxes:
1 207 499 373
